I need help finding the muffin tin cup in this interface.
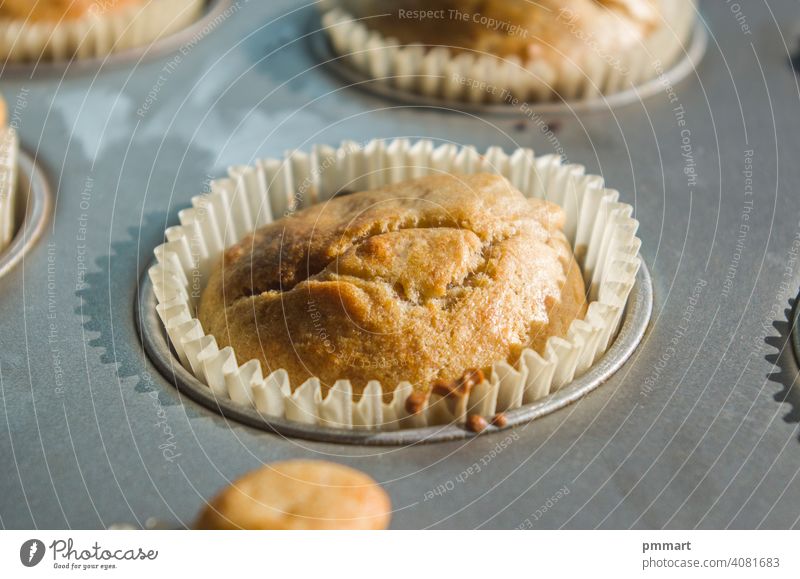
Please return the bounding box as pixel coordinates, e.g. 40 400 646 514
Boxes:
0 127 17 255
316 3 702 110
0 0 211 73
139 258 651 444
146 138 644 436
792 290 800 368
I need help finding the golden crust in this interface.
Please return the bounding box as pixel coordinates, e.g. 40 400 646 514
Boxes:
0 0 142 22
339 0 660 62
194 460 391 530
198 173 587 395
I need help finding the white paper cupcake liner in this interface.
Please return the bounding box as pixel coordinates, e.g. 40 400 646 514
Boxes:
149 138 641 430
0 126 18 252
0 0 204 63
319 1 696 102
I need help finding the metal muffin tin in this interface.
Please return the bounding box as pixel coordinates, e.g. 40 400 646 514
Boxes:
137 263 653 444
2 0 799 530
310 15 709 115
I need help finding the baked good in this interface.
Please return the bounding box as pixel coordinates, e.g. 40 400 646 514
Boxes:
344 0 659 62
195 460 392 530
322 0 696 101
0 92 17 252
198 172 587 395
0 92 7 127
0 0 141 22
0 0 204 63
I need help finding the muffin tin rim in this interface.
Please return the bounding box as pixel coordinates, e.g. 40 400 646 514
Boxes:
136 259 652 445
791 291 800 368
309 13 708 115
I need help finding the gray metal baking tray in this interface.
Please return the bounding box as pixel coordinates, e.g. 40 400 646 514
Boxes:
1 0 799 530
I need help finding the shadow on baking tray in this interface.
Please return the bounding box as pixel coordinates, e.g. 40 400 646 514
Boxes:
765 297 800 439
71 128 221 420
75 223 178 403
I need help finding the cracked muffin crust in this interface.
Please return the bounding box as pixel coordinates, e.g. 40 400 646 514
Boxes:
198 173 587 395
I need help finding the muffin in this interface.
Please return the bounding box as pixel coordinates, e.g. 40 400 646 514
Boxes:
0 93 18 252
0 0 140 21
198 172 587 396
0 0 205 63
151 138 642 430
0 92 7 126
195 461 392 530
341 0 659 59
322 0 696 101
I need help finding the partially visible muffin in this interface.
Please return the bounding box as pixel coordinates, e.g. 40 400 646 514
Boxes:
0 92 17 252
0 0 205 63
341 0 660 63
0 0 140 22
198 172 587 394
322 0 696 101
195 461 392 530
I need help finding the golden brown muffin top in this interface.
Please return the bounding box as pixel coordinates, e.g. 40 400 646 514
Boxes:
198 173 587 394
0 0 142 22
337 0 660 61
195 460 392 530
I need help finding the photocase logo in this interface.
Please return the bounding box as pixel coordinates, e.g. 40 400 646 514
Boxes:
20 539 45 567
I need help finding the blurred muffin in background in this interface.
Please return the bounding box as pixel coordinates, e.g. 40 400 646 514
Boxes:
0 91 18 253
321 0 696 102
0 0 205 63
